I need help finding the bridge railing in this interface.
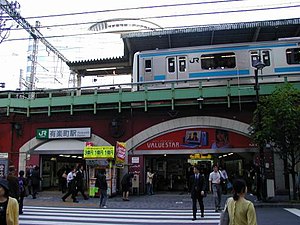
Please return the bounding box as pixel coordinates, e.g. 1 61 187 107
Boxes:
0 73 297 100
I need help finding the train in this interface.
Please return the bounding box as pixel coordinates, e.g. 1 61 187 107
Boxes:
132 38 300 90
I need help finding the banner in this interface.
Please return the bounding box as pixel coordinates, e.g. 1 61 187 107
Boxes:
83 146 115 159
115 142 126 166
136 128 255 150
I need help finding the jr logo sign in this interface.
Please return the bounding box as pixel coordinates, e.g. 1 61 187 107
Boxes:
36 129 49 139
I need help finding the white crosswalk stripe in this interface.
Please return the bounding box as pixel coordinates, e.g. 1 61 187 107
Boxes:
20 206 221 225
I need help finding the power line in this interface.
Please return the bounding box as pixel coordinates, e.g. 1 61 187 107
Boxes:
21 0 246 20
8 0 300 30
3 4 300 42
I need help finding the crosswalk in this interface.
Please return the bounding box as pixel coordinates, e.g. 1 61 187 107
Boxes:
20 206 221 225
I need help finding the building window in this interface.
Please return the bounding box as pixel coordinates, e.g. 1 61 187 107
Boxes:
201 52 236 70
286 48 300 64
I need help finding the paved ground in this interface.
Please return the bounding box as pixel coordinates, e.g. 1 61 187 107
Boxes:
23 190 299 209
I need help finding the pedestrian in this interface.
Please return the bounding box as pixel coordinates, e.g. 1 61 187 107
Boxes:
62 167 78 203
96 169 108 208
189 165 206 221
224 179 257 225
18 170 27 214
74 164 89 200
219 166 229 194
121 172 134 201
6 166 19 201
25 164 33 196
146 168 155 195
31 165 41 199
0 178 19 225
209 164 224 212
57 166 67 193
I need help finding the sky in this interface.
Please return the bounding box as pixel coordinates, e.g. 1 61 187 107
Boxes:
0 0 300 90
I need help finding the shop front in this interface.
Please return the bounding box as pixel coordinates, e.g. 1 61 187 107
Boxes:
131 127 260 193
83 145 117 197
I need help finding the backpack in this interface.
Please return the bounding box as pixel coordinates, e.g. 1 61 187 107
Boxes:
18 177 25 193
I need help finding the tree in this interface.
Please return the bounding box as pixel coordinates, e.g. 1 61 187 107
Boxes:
251 83 300 200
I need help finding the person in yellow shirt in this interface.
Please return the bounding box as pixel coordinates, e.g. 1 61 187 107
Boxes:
226 179 257 225
0 178 19 225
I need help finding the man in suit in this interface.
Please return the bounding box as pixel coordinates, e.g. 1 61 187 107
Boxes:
189 165 206 221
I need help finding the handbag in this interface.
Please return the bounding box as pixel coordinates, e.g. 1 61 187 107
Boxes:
219 200 230 225
227 181 233 190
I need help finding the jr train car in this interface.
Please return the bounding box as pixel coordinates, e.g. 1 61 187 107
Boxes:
132 38 300 90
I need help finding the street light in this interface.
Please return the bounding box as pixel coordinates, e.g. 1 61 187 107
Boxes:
253 59 266 201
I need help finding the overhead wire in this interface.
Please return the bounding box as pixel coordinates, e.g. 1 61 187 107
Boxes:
21 0 247 20
2 3 300 42
6 1 300 32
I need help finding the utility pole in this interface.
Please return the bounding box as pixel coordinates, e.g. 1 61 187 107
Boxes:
27 21 40 91
0 0 69 62
254 60 266 201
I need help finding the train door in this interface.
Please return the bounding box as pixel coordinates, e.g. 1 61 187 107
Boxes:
143 58 153 82
249 49 273 75
166 56 188 88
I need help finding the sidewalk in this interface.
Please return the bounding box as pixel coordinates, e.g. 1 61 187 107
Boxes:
23 191 300 209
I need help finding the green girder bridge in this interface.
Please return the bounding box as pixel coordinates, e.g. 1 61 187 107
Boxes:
0 75 299 117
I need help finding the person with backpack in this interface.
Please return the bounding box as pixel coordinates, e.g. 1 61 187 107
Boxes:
18 170 27 214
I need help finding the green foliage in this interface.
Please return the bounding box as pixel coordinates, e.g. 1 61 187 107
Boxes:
251 83 300 164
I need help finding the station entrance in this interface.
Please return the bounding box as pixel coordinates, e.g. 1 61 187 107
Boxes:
41 154 86 189
144 151 257 193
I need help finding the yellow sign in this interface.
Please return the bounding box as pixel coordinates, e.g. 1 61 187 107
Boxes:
190 154 212 159
83 146 115 159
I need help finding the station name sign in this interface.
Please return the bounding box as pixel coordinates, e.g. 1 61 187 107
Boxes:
36 127 91 139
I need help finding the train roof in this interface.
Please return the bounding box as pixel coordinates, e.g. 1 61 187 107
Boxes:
68 18 300 76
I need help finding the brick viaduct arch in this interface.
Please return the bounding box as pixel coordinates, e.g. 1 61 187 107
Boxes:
126 116 251 151
18 116 250 170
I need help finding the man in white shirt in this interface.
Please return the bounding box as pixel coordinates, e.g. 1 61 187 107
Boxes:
62 167 78 203
209 164 224 211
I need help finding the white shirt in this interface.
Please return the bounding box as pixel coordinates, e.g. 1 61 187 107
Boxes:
209 171 224 184
67 171 74 183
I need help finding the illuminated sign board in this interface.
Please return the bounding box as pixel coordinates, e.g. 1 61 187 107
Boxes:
83 146 115 159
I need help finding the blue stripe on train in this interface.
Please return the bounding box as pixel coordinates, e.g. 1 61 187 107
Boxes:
189 70 250 78
154 75 166 80
274 66 300 73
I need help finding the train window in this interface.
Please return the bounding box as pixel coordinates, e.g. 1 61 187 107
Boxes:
286 48 300 64
145 59 152 73
251 50 270 67
201 52 236 70
168 58 176 73
178 57 187 72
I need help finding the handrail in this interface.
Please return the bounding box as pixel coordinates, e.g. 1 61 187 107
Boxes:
0 72 298 98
